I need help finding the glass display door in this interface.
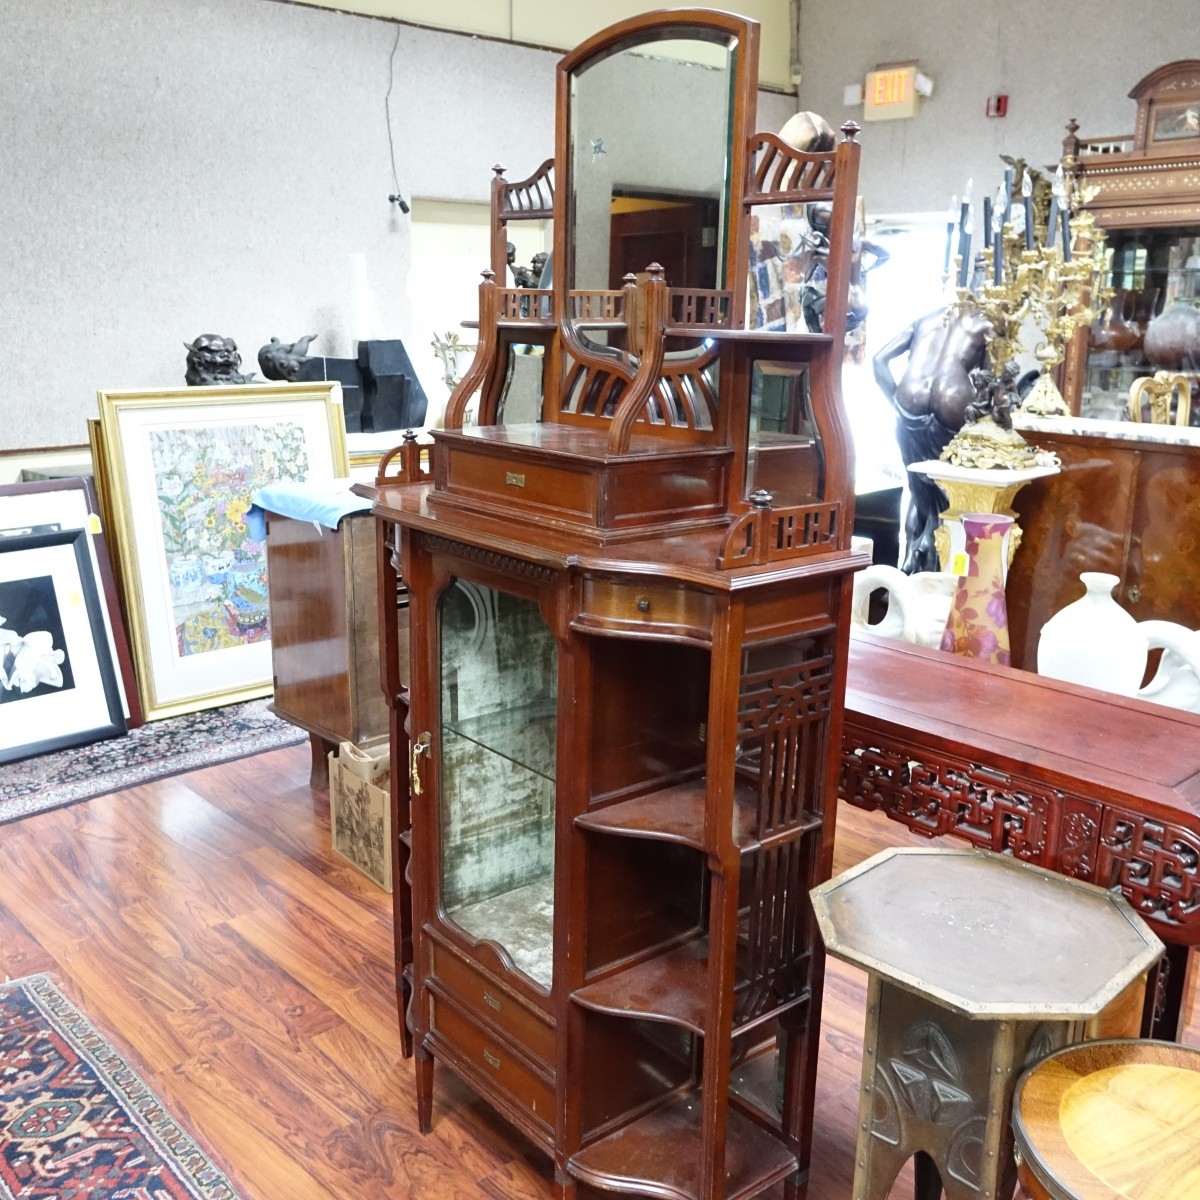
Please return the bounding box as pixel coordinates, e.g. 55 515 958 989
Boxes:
437 579 557 988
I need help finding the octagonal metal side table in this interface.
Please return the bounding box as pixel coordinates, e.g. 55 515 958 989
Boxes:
811 847 1163 1200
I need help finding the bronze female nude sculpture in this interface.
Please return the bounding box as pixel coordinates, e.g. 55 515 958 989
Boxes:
872 307 994 572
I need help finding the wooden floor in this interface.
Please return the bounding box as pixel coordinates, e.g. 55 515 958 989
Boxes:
0 744 1194 1199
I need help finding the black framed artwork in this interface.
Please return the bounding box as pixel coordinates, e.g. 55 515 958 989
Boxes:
0 528 126 764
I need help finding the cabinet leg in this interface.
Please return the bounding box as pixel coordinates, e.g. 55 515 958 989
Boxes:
783 1166 808 1200
308 732 335 789
1143 943 1195 1040
415 1048 434 1134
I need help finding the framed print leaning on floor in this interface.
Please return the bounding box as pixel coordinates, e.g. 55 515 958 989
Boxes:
0 476 142 727
95 383 348 721
0 527 126 764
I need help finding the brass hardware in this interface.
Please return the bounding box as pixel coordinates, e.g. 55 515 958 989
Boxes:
636 596 650 612
483 1049 501 1069
483 993 502 1011
505 471 526 487
410 732 432 796
1127 584 1142 605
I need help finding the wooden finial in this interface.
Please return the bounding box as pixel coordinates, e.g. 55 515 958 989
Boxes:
481 268 496 281
647 263 666 282
622 272 637 286
749 488 774 509
840 120 861 142
492 164 506 177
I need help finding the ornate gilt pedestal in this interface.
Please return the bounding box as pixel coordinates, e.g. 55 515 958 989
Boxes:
906 460 1059 574
812 848 1161 1200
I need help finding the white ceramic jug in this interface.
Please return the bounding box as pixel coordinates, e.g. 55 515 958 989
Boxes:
1137 620 1200 713
851 565 958 649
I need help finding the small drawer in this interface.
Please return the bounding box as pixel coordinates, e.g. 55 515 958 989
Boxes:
577 577 714 641
430 994 555 1132
442 446 596 522
430 942 556 1065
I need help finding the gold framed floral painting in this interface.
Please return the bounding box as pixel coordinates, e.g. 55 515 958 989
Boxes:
95 384 348 720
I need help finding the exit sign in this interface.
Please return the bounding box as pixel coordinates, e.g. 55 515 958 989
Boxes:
863 63 919 121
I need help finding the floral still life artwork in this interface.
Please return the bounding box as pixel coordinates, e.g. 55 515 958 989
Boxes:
150 423 309 658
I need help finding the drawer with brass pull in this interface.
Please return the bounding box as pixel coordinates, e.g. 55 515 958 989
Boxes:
428 993 555 1136
430 941 555 1065
575 576 715 642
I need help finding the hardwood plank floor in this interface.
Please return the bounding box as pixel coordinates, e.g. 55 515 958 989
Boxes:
0 743 1194 1199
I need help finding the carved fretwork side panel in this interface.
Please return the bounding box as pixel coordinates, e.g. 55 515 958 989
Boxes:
838 739 1052 863
734 637 833 1025
1096 813 1200 928
839 730 1200 944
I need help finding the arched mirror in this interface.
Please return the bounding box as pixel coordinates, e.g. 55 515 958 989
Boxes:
560 16 751 360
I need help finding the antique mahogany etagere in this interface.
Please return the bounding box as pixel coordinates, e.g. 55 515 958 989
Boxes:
369 12 864 1198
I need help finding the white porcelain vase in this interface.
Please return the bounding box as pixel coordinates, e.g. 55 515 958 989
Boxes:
1037 573 1148 696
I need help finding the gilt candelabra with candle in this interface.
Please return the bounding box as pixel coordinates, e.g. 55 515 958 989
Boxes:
950 193 1109 418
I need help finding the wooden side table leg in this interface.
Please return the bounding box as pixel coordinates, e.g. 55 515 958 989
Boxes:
308 732 335 789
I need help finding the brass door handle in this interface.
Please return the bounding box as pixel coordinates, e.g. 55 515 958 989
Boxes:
409 732 431 796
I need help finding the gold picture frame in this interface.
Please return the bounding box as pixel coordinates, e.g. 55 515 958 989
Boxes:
95 383 348 720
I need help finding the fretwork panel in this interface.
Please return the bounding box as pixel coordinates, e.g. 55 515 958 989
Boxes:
734 638 832 1025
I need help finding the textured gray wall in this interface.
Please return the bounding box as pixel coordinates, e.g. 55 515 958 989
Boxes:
0 0 798 452
796 0 1193 216
0 0 557 451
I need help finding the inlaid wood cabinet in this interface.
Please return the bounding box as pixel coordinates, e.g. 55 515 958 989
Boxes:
1062 60 1200 422
369 12 865 1197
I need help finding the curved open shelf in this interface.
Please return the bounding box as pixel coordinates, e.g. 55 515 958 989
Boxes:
573 938 710 1033
576 777 759 850
568 1091 796 1200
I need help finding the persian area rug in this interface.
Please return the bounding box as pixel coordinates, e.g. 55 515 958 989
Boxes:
0 974 243 1199
0 698 304 825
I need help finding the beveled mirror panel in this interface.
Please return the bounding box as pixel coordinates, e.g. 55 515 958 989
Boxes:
566 26 739 357
746 361 823 504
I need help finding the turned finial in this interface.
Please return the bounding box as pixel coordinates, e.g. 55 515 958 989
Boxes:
647 262 666 282
749 488 774 510
622 272 637 287
402 428 418 443
481 268 496 282
492 164 506 178
840 120 861 142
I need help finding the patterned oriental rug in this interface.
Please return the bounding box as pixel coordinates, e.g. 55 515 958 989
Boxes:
0 699 304 825
0 975 243 1199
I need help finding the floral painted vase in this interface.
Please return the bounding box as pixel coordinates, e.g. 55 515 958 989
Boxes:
1037 573 1148 696
939 513 1013 665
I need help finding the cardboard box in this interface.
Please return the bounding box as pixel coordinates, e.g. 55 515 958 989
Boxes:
328 741 392 892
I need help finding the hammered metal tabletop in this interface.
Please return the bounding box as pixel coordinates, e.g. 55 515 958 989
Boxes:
811 847 1163 1018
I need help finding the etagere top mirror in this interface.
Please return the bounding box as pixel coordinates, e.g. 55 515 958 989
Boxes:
378 6 863 561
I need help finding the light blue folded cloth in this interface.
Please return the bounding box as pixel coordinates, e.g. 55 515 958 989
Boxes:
247 480 371 540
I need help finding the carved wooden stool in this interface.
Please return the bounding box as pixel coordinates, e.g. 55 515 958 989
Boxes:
811 848 1162 1200
1013 1038 1200 1199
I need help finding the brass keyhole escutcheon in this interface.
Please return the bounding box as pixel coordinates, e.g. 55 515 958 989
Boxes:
410 732 432 796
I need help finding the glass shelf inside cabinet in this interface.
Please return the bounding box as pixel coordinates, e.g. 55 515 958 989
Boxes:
438 580 558 988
